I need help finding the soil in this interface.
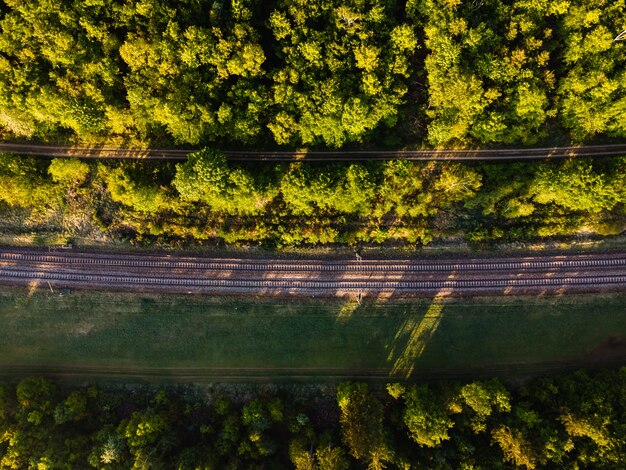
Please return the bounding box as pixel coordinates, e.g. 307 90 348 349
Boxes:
584 336 626 366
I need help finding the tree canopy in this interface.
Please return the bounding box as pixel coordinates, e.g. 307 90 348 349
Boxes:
0 0 623 146
2 369 626 468
1 151 625 247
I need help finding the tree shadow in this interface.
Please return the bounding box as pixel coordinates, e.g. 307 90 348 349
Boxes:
386 290 452 379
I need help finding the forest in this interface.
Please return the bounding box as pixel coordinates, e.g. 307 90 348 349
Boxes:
0 0 625 247
1 151 625 247
1 368 626 468
0 0 623 148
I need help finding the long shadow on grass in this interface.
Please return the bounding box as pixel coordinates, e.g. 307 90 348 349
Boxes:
334 289 451 378
385 290 452 379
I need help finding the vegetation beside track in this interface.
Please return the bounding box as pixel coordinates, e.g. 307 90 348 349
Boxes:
1 0 625 248
2 151 626 249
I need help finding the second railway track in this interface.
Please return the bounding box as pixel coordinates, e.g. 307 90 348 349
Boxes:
2 142 626 161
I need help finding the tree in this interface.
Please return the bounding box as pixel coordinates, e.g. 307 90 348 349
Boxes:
173 148 274 215
558 0 626 140
0 0 124 137
450 379 511 433
315 445 349 470
119 0 267 144
99 162 175 214
418 0 563 145
0 155 60 210
16 377 56 425
48 158 90 186
491 425 537 469
530 159 621 213
280 163 375 217
267 0 417 146
402 385 454 447
337 382 389 467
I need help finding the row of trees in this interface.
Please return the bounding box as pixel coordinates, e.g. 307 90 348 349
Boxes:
1 150 625 246
0 0 623 147
2 368 626 468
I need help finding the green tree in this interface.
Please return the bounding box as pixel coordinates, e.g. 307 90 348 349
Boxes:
337 382 389 467
418 0 563 145
119 0 267 144
0 0 124 137
491 425 537 469
402 385 454 447
0 155 60 210
173 149 274 215
558 0 626 140
450 379 511 433
99 163 175 214
48 158 90 186
530 159 621 213
280 163 375 216
268 0 417 147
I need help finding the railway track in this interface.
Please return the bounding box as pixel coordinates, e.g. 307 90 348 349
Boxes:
1 142 626 161
2 250 626 272
1 248 626 296
2 268 626 290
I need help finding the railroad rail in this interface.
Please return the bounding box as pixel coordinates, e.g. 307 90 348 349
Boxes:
3 268 626 289
2 250 626 272
1 248 626 296
1 142 626 161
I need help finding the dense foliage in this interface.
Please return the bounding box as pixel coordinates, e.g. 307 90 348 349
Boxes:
2 368 626 468
0 0 623 147
416 0 564 146
1 150 625 247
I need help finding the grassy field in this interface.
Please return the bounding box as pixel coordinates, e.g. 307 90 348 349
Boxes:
0 287 625 381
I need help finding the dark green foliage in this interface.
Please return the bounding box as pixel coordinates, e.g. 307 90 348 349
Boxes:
0 154 59 210
337 382 390 467
99 162 176 214
0 0 123 137
280 163 375 216
0 0 416 146
173 148 275 215
3 369 626 468
48 158 90 186
401 385 454 447
119 0 267 143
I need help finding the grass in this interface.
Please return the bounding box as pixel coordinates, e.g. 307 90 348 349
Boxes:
0 287 625 381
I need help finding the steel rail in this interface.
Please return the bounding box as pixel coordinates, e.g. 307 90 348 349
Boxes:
2 251 626 273
3 261 624 279
2 248 626 295
2 269 625 290
1 142 626 161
